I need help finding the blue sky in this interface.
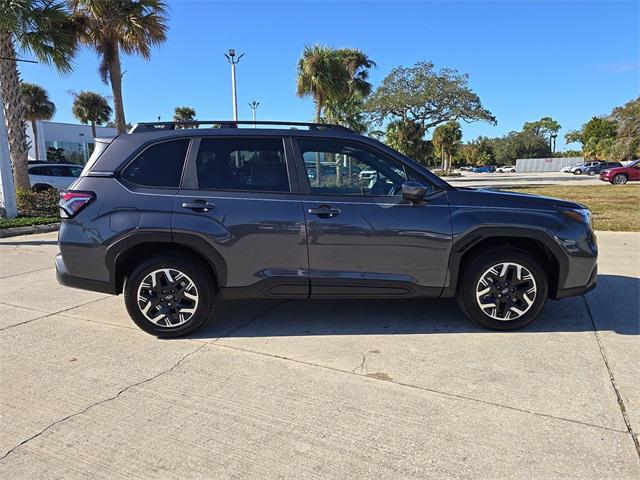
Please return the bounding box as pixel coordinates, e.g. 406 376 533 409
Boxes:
19 0 639 149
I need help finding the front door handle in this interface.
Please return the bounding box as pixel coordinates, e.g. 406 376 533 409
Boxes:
308 205 341 218
182 199 216 212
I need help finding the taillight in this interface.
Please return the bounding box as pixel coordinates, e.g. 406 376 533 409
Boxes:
59 191 94 218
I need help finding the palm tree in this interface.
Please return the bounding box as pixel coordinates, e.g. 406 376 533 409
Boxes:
322 49 376 134
433 121 462 172
297 45 375 184
71 91 112 138
296 45 350 123
0 0 77 190
335 48 376 98
173 106 196 123
20 83 56 161
71 0 168 134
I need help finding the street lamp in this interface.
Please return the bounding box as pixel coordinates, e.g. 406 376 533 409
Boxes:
224 49 244 121
248 101 260 125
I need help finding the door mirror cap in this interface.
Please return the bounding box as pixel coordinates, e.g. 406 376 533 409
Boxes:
402 181 428 202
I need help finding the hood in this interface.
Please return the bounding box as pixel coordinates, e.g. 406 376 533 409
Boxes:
453 187 585 210
602 165 627 174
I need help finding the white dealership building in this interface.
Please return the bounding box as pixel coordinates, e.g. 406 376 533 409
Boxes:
26 120 116 164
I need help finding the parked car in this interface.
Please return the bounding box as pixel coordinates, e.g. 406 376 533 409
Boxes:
583 161 622 176
561 163 582 173
56 120 597 337
459 166 474 172
28 162 83 191
496 165 516 173
570 161 601 175
599 159 640 184
472 165 496 173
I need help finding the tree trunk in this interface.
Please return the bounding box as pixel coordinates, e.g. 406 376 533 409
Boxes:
91 121 96 139
31 120 39 161
314 97 322 185
108 49 127 134
0 30 30 191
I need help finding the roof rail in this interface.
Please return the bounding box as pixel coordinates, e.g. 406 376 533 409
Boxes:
128 120 354 134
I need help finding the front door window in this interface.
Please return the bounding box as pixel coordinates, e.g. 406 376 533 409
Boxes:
297 139 409 196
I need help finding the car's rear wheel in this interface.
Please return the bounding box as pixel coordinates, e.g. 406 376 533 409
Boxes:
124 255 215 337
573 169 582 175
612 174 628 185
588 170 596 176
457 249 548 330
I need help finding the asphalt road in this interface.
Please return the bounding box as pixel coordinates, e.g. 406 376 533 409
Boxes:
0 231 638 479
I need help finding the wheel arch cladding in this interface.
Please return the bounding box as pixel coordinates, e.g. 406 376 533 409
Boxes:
109 236 226 294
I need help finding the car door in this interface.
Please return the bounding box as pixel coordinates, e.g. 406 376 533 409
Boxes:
293 137 452 298
172 136 309 297
629 161 640 180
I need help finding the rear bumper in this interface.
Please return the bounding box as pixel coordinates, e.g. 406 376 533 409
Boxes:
55 254 117 295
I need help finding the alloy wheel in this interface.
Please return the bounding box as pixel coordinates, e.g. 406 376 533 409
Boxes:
475 262 537 321
613 174 627 185
136 268 199 327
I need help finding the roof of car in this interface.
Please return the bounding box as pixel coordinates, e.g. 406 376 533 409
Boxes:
128 120 357 136
28 162 81 167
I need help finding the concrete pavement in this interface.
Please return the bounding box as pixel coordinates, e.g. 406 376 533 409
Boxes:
0 231 638 479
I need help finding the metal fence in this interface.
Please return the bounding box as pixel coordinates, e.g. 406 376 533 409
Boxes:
515 157 583 173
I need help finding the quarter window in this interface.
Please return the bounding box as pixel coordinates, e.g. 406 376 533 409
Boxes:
196 138 289 192
122 139 190 188
297 139 408 196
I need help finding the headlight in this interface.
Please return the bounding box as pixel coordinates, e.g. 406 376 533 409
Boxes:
561 208 591 225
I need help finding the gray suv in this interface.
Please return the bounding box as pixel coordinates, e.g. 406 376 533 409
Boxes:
56 121 597 337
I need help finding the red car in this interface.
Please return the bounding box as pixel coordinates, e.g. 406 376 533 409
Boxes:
599 159 640 184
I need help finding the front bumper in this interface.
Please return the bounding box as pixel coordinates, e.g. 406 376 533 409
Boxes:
55 254 117 295
553 262 597 299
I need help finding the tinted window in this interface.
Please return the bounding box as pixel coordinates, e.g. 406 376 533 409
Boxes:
122 139 189 188
28 166 46 175
297 139 408 196
196 138 289 192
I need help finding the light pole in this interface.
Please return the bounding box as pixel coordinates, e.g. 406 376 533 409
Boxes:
248 101 260 125
224 49 244 121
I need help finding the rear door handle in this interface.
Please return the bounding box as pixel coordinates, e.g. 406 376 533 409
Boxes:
181 199 216 212
308 205 341 218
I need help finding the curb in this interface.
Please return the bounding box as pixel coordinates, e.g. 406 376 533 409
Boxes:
0 223 60 239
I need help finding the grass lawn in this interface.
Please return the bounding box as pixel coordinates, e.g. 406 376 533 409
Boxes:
0 215 59 230
506 184 640 232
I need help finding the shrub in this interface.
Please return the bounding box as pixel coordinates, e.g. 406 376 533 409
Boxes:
15 188 59 216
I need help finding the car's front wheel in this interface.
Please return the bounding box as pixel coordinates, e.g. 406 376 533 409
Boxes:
457 249 548 330
588 170 596 176
124 255 215 337
612 174 628 185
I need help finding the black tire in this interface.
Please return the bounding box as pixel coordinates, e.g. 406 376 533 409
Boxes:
588 170 596 176
612 174 628 185
124 255 215 337
573 169 582 175
457 249 548 330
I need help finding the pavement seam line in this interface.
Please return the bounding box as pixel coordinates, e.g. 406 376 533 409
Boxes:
0 266 54 280
208 341 628 435
0 297 113 332
0 342 207 462
583 296 640 458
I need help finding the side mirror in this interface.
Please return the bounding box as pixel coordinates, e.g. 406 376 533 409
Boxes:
402 181 428 202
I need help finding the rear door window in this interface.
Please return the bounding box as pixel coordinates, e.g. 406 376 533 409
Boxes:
122 139 190 188
195 138 289 192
